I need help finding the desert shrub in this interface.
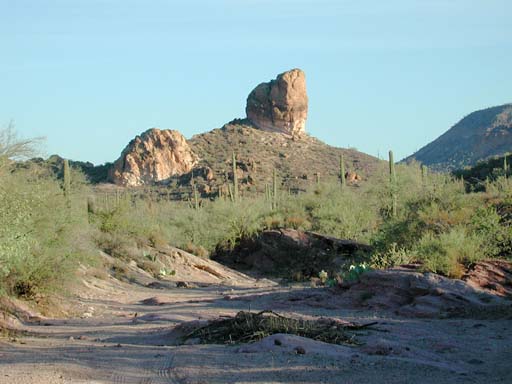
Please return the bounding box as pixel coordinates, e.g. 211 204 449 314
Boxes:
137 259 161 278
370 244 412 269
284 215 311 230
371 175 477 253
91 194 270 258
91 198 167 258
470 204 512 258
185 242 209 258
366 166 512 275
162 199 266 252
0 164 93 297
111 260 130 281
262 213 284 230
308 187 377 242
94 230 137 259
413 227 484 277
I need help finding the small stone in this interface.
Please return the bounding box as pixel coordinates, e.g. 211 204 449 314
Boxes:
294 346 306 355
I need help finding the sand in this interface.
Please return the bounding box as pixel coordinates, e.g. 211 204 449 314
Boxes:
1 264 511 384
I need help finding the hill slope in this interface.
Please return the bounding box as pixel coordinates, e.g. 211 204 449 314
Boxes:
187 120 382 194
22 122 382 195
405 103 512 171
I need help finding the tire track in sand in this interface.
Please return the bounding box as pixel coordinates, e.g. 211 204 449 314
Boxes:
110 350 179 384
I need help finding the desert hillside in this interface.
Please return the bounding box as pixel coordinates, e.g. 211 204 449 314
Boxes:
405 103 512 171
187 120 380 193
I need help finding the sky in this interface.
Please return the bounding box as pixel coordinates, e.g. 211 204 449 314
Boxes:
1 0 511 164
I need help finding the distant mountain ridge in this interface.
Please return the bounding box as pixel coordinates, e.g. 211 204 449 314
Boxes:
405 103 512 171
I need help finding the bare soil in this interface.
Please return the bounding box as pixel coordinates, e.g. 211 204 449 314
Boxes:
1 260 511 384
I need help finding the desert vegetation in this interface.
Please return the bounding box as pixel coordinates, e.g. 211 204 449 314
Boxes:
0 126 95 298
2 126 511 301
93 157 511 280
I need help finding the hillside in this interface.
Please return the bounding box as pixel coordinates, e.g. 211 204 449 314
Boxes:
405 103 512 171
21 154 112 184
22 122 382 198
187 119 381 194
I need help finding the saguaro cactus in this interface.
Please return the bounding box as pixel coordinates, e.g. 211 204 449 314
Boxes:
86 196 95 223
340 154 346 190
504 154 508 178
63 159 71 207
193 183 199 210
272 168 278 210
228 183 234 202
389 150 397 218
232 151 239 202
421 164 427 181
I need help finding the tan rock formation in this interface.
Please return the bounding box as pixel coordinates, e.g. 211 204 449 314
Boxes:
109 128 198 187
246 68 308 136
345 171 362 183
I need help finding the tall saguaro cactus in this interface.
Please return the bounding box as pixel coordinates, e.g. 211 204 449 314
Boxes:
340 154 346 190
272 168 278 210
228 183 234 202
232 151 239 202
195 185 200 210
421 164 429 194
63 159 71 206
504 154 508 178
389 150 397 218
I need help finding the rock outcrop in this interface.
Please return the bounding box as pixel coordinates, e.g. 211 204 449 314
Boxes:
254 262 512 319
213 229 371 277
463 260 512 297
246 69 308 136
345 171 362 183
339 264 511 318
109 128 198 187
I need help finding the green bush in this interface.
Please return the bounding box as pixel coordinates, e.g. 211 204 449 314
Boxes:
0 164 94 297
413 227 484 277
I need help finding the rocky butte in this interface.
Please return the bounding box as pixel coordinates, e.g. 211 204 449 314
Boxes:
246 68 308 137
108 128 198 187
107 68 311 187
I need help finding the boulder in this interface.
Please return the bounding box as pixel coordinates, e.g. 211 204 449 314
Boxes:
340 265 510 318
109 128 198 187
345 171 362 183
246 69 308 137
462 260 512 297
213 229 371 278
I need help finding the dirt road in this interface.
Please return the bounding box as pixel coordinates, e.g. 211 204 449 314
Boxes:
1 274 511 384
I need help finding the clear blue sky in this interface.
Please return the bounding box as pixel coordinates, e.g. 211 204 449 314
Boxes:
2 0 511 164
